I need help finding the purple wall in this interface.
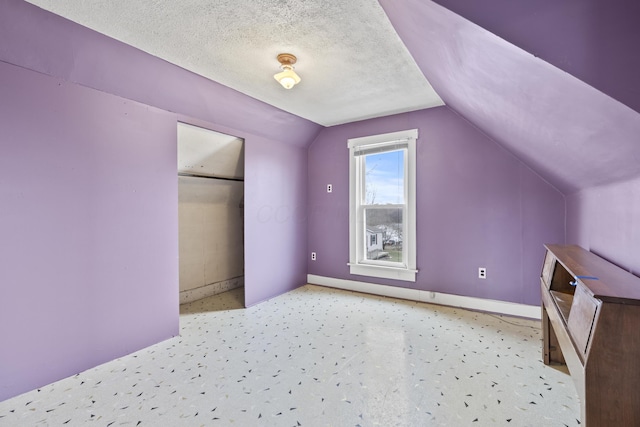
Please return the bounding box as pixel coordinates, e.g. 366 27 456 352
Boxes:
380 0 640 289
244 138 309 306
0 61 179 401
308 107 565 305
432 0 640 115
566 177 640 276
0 0 320 401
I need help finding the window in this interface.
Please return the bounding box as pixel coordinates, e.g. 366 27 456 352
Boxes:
348 129 418 281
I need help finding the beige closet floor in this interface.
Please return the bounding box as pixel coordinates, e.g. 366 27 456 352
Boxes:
0 285 580 426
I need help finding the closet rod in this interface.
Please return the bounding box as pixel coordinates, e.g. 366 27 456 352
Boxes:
178 172 244 182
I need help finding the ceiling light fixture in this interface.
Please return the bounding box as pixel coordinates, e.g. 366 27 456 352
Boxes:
274 53 301 89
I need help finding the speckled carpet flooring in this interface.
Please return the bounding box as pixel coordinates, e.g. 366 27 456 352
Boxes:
0 285 580 426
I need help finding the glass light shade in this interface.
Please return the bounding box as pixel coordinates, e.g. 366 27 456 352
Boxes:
274 67 301 89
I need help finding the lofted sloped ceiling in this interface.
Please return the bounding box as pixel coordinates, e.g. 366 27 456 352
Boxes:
19 0 640 194
380 0 640 194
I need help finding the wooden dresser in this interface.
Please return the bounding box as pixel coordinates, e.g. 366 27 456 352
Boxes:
541 244 640 426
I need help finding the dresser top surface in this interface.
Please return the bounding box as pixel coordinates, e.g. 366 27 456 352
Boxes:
545 244 640 304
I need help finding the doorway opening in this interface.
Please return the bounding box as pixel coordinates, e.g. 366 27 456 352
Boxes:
177 122 244 306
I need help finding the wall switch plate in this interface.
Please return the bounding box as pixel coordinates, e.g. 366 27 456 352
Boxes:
311 252 317 261
327 184 332 193
478 267 487 279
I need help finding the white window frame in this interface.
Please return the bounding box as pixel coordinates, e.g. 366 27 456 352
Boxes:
347 129 418 282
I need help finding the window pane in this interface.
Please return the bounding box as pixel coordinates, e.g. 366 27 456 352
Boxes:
364 150 404 205
364 207 403 262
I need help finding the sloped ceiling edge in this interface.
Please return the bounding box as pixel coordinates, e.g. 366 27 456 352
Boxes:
380 0 640 194
432 0 640 116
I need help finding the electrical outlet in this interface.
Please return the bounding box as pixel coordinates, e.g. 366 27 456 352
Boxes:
311 252 317 261
327 184 332 193
478 267 487 279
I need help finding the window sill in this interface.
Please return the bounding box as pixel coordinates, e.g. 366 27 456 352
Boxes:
348 263 417 282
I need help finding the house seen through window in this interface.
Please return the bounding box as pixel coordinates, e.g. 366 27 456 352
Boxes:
364 149 404 262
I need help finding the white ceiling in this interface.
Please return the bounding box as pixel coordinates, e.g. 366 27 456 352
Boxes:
25 0 443 126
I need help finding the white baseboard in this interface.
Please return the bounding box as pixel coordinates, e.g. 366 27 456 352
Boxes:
180 276 244 305
307 274 541 320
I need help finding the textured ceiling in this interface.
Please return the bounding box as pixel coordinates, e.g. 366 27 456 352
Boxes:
24 0 443 126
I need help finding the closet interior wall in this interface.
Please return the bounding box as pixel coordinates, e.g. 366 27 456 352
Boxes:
177 123 245 304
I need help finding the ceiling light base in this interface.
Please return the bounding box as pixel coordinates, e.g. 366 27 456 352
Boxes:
275 53 301 89
277 53 298 66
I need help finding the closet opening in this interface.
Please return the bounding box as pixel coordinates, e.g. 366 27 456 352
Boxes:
177 122 245 307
